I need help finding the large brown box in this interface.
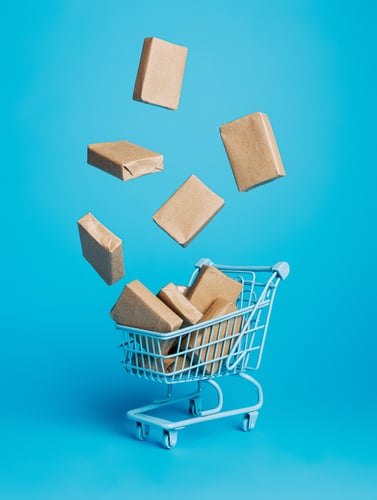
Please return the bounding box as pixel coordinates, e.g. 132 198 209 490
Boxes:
186 265 242 313
189 299 242 374
158 283 202 325
77 212 124 285
110 280 183 354
152 175 224 247
220 112 286 192
87 140 163 182
133 37 188 110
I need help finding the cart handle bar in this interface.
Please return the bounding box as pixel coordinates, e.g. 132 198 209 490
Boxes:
194 259 290 280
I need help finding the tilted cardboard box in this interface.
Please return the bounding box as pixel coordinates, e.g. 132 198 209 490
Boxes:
166 354 192 374
189 298 242 375
87 140 163 182
77 212 124 285
158 283 203 325
133 37 188 110
220 112 286 192
132 353 172 374
186 265 242 313
152 175 224 247
110 280 183 354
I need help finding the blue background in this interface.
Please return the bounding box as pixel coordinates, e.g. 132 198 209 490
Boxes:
2 0 376 498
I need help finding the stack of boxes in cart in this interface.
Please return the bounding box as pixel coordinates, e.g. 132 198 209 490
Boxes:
77 36 286 374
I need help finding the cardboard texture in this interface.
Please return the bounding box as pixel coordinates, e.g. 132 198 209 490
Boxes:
158 283 203 325
190 299 242 374
87 140 163 182
77 212 124 285
110 280 183 354
152 175 224 247
133 37 188 110
176 285 190 296
166 355 192 374
220 112 286 192
187 265 242 313
133 353 172 374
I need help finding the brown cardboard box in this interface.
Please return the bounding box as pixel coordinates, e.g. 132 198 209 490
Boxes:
77 212 124 285
110 280 183 354
220 112 286 192
186 265 242 313
133 353 172 374
176 285 189 296
158 283 203 325
166 354 192 374
87 140 163 182
189 299 242 374
133 37 188 110
152 175 224 247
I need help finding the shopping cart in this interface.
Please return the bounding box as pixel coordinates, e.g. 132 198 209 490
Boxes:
116 258 289 449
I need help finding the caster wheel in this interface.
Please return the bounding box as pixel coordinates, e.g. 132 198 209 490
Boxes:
241 411 258 432
162 430 178 450
189 398 202 417
135 422 150 441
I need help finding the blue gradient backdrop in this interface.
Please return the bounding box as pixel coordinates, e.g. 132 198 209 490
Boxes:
1 0 376 498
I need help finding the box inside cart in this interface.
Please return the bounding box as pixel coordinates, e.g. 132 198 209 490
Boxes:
186 265 243 313
110 280 183 355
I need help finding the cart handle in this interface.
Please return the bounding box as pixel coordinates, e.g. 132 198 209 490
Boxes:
194 259 290 280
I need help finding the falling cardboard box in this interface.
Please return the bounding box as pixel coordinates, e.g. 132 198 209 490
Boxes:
133 37 188 110
158 283 203 325
87 140 163 182
189 298 242 375
186 265 242 313
153 175 224 247
110 280 183 355
220 112 286 192
77 212 124 285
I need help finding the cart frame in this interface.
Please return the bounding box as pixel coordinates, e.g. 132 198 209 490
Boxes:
116 258 289 449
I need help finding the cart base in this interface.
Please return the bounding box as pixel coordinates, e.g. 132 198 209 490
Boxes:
126 372 263 449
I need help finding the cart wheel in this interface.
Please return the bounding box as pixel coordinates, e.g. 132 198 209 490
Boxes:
162 430 178 450
135 422 150 441
241 411 258 432
189 398 202 417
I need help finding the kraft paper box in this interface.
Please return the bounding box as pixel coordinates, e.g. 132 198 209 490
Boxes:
190 299 242 374
220 112 286 192
158 283 203 325
110 280 183 355
77 212 124 285
153 175 224 247
87 140 163 182
176 285 189 296
133 353 172 374
133 37 188 110
166 355 192 374
187 265 242 313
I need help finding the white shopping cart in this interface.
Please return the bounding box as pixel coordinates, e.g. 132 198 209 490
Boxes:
116 258 289 449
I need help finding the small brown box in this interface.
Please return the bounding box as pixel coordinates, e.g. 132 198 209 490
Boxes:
166 354 192 374
158 283 203 325
152 175 224 247
220 112 286 192
77 212 124 285
133 353 172 374
87 140 163 182
110 280 183 354
186 265 242 313
190 299 242 374
133 37 188 110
